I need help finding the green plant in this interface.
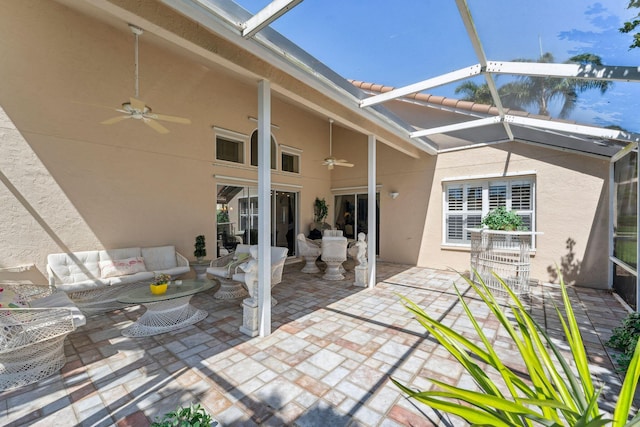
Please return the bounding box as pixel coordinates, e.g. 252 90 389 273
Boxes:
151 273 171 286
151 403 217 427
607 312 640 372
216 209 229 224
313 197 329 223
393 271 640 426
194 235 207 259
481 206 526 231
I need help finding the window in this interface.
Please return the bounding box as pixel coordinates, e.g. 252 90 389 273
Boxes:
250 131 276 169
281 152 299 173
216 136 244 163
443 177 535 245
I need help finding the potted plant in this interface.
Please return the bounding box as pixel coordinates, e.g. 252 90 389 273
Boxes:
311 198 331 236
313 197 329 223
152 403 218 426
481 206 525 231
150 273 171 295
194 235 207 262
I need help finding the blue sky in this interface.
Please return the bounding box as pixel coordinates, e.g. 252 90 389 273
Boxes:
237 1 639 132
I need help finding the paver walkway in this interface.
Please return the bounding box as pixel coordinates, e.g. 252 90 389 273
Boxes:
0 261 632 426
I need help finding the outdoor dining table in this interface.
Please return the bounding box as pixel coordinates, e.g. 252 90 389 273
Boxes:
117 278 218 337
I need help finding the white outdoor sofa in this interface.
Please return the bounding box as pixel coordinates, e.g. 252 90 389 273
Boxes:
47 245 190 314
0 283 85 390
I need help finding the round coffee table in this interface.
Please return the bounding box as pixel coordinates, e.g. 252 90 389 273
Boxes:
117 279 218 337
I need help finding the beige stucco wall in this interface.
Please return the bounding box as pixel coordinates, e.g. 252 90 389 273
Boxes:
0 0 612 290
333 136 610 287
0 0 332 280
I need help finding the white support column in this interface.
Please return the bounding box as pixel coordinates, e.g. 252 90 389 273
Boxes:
367 134 376 288
258 80 272 336
636 152 640 311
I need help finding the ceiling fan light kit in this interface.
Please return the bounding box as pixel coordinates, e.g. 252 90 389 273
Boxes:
100 24 191 133
322 119 354 169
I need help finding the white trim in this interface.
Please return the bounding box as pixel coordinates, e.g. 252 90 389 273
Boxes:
442 171 537 183
331 185 383 194
279 144 303 154
213 174 303 189
212 126 249 139
247 116 280 129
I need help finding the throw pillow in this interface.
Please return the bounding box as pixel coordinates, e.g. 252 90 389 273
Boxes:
0 287 29 308
99 257 147 278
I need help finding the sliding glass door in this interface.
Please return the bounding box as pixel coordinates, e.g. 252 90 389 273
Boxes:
334 192 379 253
216 185 298 256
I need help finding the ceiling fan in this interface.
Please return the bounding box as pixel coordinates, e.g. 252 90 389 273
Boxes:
101 24 191 134
322 119 354 170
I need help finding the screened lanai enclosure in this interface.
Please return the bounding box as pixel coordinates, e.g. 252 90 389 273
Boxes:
173 0 640 314
2 0 640 340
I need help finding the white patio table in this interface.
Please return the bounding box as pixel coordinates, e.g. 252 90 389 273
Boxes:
117 279 218 337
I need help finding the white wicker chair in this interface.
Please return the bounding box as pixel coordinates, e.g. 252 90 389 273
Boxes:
0 284 85 391
296 233 322 273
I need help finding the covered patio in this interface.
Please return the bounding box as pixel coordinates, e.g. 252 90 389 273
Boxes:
0 262 630 426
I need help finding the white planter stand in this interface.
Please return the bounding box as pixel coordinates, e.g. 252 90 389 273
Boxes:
468 229 542 297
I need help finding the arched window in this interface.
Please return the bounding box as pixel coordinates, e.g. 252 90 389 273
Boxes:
250 130 276 169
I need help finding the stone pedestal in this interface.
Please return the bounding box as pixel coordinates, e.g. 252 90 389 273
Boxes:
354 265 368 287
190 260 210 280
239 298 259 337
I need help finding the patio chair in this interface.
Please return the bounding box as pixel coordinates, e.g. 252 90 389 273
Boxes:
0 284 86 391
321 229 348 280
296 233 322 273
232 246 289 304
207 244 252 299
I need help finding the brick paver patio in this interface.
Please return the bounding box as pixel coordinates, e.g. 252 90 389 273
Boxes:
0 261 632 426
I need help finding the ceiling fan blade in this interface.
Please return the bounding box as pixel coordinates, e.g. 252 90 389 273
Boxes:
143 118 170 134
148 113 191 124
335 162 354 167
101 115 131 125
129 97 147 111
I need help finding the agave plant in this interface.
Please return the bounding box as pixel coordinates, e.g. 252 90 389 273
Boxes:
393 271 640 426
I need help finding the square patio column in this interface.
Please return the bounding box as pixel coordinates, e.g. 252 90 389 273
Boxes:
257 80 272 336
368 134 376 288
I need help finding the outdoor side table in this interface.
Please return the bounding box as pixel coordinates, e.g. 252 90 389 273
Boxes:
117 279 218 337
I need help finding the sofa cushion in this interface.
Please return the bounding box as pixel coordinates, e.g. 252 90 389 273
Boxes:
47 251 101 285
99 257 146 278
98 247 142 263
141 246 177 271
55 278 111 293
107 271 154 286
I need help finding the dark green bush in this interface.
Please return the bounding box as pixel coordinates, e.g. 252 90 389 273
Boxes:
607 312 640 372
151 403 217 427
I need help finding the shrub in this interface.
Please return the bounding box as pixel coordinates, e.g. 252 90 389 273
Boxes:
393 271 640 426
607 312 640 372
151 403 217 427
481 206 525 231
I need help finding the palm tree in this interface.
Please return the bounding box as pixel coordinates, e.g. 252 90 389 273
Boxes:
454 52 612 118
500 52 612 118
454 81 493 105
